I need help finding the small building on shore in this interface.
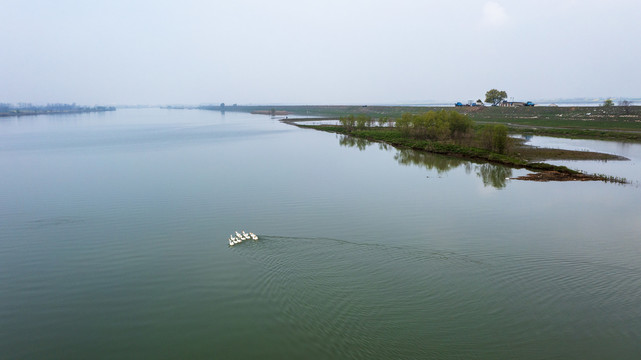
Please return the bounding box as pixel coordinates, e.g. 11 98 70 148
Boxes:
499 101 526 107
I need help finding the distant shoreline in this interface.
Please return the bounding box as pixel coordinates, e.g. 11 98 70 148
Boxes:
0 107 116 118
250 110 290 116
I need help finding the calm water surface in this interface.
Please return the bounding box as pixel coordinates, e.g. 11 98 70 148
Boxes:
1 109 640 359
520 135 641 184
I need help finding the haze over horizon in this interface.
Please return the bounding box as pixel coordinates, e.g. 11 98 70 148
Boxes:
2 0 639 106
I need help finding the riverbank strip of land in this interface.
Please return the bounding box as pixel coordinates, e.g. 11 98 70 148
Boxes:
286 121 628 183
200 104 641 143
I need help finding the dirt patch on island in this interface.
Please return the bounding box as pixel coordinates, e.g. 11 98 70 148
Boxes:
513 171 605 182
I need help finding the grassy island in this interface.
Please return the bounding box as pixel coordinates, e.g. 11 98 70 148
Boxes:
281 110 629 184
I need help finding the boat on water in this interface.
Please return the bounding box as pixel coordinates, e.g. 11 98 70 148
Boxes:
228 230 258 245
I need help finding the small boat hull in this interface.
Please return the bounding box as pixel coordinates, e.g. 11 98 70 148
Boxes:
228 230 258 245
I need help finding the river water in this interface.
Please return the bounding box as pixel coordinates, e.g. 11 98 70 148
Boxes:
1 109 640 359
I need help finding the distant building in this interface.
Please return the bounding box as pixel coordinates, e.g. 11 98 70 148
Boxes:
499 101 525 107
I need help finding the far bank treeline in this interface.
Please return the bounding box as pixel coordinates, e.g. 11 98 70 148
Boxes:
338 110 510 154
0 103 116 117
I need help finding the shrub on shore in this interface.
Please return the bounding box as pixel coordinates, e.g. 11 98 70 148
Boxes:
479 124 510 154
339 110 510 154
393 110 474 143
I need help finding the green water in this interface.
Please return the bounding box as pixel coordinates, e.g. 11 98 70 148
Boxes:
1 109 640 359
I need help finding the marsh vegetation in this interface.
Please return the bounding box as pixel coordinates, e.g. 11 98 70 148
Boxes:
339 110 511 155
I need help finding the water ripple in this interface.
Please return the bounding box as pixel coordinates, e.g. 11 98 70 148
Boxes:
220 234 641 357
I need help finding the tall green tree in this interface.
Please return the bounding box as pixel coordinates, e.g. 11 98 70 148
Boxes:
485 89 508 106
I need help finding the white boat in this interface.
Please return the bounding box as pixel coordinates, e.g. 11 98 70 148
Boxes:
228 230 258 246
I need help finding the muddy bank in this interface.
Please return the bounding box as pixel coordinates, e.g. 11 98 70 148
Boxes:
514 144 628 161
512 171 620 182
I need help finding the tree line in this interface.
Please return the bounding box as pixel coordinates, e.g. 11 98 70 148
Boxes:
0 103 115 113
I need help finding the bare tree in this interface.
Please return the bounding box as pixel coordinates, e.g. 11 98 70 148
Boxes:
618 99 632 114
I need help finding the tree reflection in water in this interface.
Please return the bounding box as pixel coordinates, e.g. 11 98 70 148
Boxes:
338 135 372 151
474 163 512 189
395 148 464 174
338 135 512 188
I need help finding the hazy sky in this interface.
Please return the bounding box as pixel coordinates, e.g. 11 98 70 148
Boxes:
1 0 639 105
